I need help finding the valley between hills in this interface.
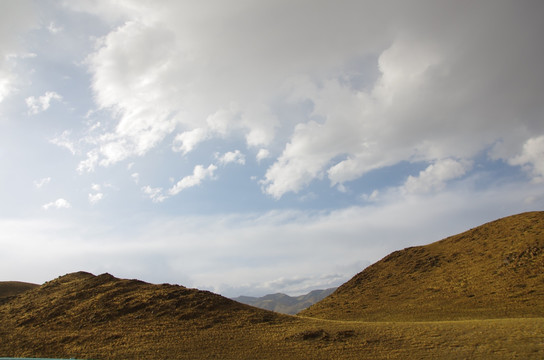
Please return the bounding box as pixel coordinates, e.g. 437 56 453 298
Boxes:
1 212 543 359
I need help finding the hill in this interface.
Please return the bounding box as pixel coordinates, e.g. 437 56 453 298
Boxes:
233 288 336 314
301 211 544 321
0 281 39 301
0 271 296 359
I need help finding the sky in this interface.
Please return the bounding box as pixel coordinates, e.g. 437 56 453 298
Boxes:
1 0 543 297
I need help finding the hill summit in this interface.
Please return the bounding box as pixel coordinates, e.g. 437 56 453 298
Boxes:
300 211 544 321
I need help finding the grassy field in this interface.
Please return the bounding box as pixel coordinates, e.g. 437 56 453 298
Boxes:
2 315 543 359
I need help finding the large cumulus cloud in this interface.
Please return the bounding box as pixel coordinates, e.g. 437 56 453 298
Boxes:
72 0 544 198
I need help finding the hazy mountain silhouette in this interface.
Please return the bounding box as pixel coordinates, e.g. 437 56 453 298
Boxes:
233 288 336 314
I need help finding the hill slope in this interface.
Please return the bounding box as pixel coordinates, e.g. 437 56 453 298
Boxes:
234 288 336 314
301 211 544 321
0 271 295 359
0 281 39 301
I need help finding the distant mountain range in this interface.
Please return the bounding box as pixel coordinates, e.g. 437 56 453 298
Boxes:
233 288 336 315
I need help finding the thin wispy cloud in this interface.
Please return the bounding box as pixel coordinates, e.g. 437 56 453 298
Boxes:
169 164 217 196
26 91 62 115
42 198 71 210
34 177 51 189
88 192 103 204
141 185 167 203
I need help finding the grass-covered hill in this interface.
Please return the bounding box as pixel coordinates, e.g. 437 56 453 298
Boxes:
0 271 297 359
233 288 336 314
0 281 38 301
301 211 544 321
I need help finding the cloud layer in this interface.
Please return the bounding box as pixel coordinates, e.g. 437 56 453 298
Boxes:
3 179 543 296
67 0 544 200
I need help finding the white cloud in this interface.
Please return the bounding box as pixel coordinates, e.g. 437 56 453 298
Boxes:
361 190 380 202
402 159 471 194
88 192 103 204
256 148 270 162
88 183 104 205
59 1 544 199
83 19 179 166
34 177 51 188
50 130 76 155
508 136 544 183
260 4 544 198
172 128 209 155
131 172 140 183
0 75 12 104
141 185 167 203
42 198 71 210
75 1 387 168
77 150 99 173
168 164 217 196
216 150 245 166
26 91 63 115
47 22 63 34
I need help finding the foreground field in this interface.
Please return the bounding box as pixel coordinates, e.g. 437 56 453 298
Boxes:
2 315 543 359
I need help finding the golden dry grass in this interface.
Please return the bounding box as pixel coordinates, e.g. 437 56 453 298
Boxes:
302 211 544 321
2 312 543 359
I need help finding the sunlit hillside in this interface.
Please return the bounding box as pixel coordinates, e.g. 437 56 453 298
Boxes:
301 212 544 321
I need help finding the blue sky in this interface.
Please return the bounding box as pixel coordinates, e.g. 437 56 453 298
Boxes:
1 0 543 297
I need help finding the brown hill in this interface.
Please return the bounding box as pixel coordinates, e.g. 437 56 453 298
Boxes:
301 211 544 321
0 271 297 359
0 281 39 301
